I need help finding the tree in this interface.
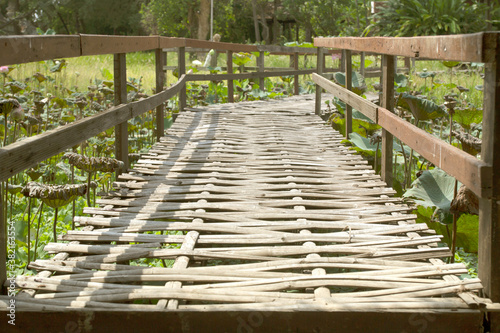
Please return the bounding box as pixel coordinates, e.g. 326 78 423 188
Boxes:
368 0 490 37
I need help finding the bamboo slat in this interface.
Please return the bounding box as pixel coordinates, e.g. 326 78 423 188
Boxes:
11 95 487 319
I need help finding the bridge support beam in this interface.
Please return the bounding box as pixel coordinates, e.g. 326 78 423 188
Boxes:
479 33 500 307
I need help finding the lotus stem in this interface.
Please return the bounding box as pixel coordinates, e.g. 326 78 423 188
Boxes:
87 172 92 207
450 179 459 263
406 119 419 187
3 116 7 146
33 202 44 262
53 207 58 243
27 198 31 267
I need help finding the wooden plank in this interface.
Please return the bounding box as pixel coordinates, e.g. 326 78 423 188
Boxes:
314 32 496 62
81 35 158 55
0 35 81 66
159 37 186 49
479 32 500 303
312 73 377 122
114 53 129 173
0 309 483 332
378 107 491 197
155 48 165 141
381 55 395 187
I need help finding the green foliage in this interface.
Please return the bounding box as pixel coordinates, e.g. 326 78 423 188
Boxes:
369 0 488 37
404 169 459 224
397 93 447 122
333 72 367 95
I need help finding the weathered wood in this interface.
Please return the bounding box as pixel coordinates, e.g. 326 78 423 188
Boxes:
377 107 491 198
227 51 234 103
479 32 500 303
314 32 497 62
155 48 165 141
293 52 299 95
178 47 186 111
315 47 324 115
0 309 484 333
81 35 158 55
0 35 81 66
257 51 265 90
381 55 395 187
0 185 5 294
345 50 353 137
312 74 377 122
114 53 129 173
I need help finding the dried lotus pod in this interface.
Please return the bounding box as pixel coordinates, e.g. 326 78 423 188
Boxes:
22 181 95 242
64 152 124 206
64 153 124 173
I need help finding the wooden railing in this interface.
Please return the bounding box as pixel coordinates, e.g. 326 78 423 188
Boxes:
313 32 500 302
0 34 338 291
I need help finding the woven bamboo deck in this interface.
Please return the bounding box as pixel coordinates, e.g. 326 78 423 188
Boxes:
3 95 488 331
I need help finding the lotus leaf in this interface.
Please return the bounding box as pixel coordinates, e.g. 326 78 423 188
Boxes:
452 105 483 131
403 168 460 224
333 72 367 95
398 93 446 122
442 61 460 68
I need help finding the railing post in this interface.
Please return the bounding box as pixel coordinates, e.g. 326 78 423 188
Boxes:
360 52 366 76
0 185 5 294
345 50 352 137
315 47 324 116
178 46 186 111
293 51 299 95
155 48 165 141
258 51 265 91
114 53 128 173
381 54 395 186
227 51 234 103
479 33 500 304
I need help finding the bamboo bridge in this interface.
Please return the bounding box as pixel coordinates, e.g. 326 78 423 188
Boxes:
0 33 499 332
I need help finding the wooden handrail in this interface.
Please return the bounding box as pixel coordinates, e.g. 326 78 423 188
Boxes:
0 75 188 182
314 32 496 62
312 73 491 198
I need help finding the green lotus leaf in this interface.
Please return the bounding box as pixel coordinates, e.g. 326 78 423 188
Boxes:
333 72 367 95
453 105 483 131
398 93 447 122
403 168 460 224
349 132 377 152
417 71 436 79
395 74 408 88
442 61 460 68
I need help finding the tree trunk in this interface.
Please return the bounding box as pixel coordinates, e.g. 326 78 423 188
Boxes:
197 0 210 40
6 0 21 34
273 0 280 44
259 4 270 44
305 26 312 43
252 0 261 42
